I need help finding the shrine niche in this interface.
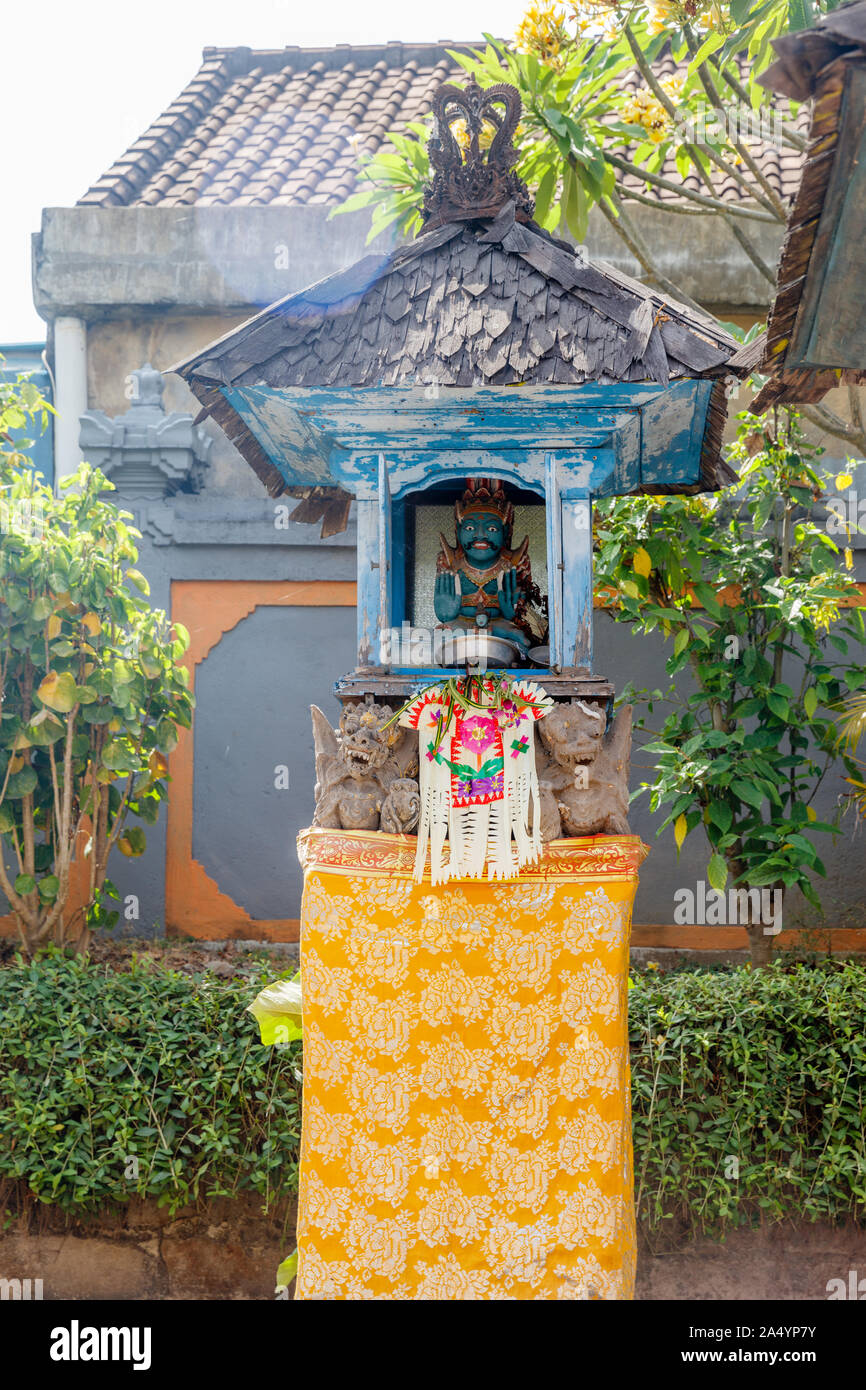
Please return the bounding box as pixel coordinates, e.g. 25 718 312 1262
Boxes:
172 75 742 1303
433 477 547 666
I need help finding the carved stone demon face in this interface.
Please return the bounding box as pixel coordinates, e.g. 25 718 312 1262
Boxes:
338 704 395 779
537 700 607 770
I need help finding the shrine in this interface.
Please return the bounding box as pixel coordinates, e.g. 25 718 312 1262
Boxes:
173 75 742 1301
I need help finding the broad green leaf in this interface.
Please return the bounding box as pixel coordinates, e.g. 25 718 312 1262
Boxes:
102 741 140 774
6 767 38 798
14 873 36 895
125 569 150 595
707 801 733 834
37 875 59 902
120 826 147 856
37 670 78 714
686 30 725 75
276 1249 298 1293
767 693 789 721
155 719 179 754
788 0 814 32
25 716 65 748
533 165 557 227
707 854 728 893
731 778 764 811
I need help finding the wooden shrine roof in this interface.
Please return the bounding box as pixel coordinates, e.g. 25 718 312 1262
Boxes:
174 202 741 520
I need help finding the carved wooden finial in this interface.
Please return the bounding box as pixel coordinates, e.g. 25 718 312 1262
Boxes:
421 75 534 231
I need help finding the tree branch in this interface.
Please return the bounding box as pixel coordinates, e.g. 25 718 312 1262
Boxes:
597 189 707 314
713 59 807 151
622 21 781 218
802 402 866 451
684 27 788 221
607 151 776 220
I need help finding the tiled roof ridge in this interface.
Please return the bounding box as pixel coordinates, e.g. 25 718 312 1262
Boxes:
199 39 474 72
77 39 806 211
78 41 472 207
79 50 246 207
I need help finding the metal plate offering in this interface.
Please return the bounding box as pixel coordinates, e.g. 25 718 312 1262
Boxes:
438 630 523 669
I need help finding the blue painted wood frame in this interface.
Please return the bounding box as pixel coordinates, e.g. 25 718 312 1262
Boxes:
356 498 380 666
562 496 593 669
545 452 564 670
545 453 594 670
378 454 392 653
390 494 409 628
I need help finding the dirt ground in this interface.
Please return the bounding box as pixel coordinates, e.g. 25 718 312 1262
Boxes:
0 933 296 980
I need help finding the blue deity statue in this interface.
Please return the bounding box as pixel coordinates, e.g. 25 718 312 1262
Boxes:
433 477 548 662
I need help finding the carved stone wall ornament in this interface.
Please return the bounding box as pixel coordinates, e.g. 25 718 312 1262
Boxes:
422 75 535 230
79 364 211 499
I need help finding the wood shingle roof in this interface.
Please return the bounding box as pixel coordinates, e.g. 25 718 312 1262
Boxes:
182 209 736 392
173 202 741 512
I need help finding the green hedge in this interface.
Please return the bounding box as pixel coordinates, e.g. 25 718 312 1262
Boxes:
1 951 865 1236
630 959 866 1235
0 950 301 1213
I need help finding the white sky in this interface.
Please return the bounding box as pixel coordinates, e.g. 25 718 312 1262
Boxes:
4 0 528 342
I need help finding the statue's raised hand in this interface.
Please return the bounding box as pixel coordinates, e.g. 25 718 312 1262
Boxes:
434 570 462 623
499 566 519 619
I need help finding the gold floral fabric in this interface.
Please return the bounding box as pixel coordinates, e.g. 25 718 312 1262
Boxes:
295 828 648 1301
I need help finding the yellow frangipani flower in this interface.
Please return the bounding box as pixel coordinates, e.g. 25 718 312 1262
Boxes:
515 3 571 66
450 117 497 153
622 87 670 142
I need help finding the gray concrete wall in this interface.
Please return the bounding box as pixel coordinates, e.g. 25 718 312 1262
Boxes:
32 203 782 325
95 504 357 936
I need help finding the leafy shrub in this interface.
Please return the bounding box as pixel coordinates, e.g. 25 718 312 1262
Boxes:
0 445 193 955
0 950 301 1214
596 412 866 965
2 951 865 1242
630 958 866 1239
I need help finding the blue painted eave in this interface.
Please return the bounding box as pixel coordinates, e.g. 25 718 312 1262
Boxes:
221 379 713 497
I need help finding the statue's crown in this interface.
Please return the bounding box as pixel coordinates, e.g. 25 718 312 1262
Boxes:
455 477 514 536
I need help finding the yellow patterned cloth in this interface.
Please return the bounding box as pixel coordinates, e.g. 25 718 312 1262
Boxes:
295 828 648 1301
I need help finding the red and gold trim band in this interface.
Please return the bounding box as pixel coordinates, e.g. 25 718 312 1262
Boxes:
297 827 649 882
